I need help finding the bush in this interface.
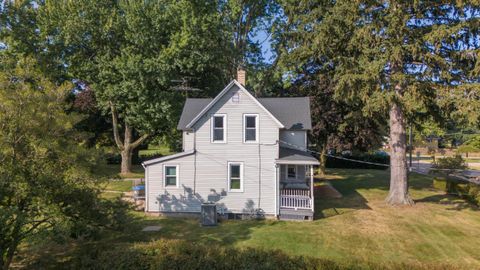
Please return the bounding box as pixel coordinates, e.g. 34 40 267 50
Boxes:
326 153 389 170
431 156 467 173
69 240 341 270
65 239 460 270
432 177 480 207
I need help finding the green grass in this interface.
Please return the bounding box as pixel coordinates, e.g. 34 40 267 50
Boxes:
19 169 480 269
105 179 134 192
96 164 144 179
139 144 172 157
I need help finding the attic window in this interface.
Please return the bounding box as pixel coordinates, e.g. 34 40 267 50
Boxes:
231 93 240 103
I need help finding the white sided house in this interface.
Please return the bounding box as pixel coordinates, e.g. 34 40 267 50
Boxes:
142 80 319 220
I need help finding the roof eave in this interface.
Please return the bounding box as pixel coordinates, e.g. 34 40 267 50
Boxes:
185 80 285 129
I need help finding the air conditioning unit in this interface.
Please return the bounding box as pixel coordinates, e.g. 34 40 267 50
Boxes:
201 203 217 226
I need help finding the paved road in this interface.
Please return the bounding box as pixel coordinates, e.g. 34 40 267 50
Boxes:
410 161 480 177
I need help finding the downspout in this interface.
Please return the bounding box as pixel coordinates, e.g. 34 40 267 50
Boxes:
193 128 197 194
258 143 261 209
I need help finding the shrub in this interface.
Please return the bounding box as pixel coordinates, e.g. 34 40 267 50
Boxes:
64 239 460 270
431 156 467 174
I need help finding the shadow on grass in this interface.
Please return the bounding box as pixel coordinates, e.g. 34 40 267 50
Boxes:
22 213 269 269
116 214 268 246
313 169 474 219
314 169 383 219
416 194 479 211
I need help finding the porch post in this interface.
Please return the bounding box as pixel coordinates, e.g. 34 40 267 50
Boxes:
276 164 280 218
310 165 314 212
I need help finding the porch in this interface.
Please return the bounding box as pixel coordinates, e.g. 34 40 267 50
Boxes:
276 147 319 221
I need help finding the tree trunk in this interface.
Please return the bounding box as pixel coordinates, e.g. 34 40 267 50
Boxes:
386 102 414 205
120 147 133 175
110 104 149 175
318 142 328 177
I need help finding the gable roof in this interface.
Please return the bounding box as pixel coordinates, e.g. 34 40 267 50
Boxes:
184 80 284 129
177 88 312 130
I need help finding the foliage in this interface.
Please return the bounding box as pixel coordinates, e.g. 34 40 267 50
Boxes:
434 178 480 207
456 183 480 206
0 56 129 270
464 135 480 149
62 238 459 270
325 153 389 170
279 0 480 205
431 156 468 172
457 144 479 156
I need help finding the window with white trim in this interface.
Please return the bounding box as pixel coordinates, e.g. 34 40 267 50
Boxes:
164 165 178 187
287 165 297 179
228 162 243 192
211 114 226 142
243 114 258 143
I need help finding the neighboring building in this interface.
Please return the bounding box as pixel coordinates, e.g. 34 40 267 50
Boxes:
142 79 319 220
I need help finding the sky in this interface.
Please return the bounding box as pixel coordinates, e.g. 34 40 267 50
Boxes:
252 30 275 64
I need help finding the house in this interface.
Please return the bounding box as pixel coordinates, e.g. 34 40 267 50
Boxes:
142 78 319 220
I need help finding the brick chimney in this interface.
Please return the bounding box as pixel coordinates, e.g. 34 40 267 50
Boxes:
237 66 246 86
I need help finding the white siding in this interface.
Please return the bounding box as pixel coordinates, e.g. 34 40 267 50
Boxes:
280 130 307 150
147 85 281 215
182 131 194 151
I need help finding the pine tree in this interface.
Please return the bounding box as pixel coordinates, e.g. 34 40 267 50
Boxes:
282 1 480 205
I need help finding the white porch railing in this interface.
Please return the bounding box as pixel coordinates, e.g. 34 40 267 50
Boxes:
280 189 312 210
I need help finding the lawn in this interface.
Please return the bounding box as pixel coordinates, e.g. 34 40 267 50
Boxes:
96 164 145 179
18 169 480 269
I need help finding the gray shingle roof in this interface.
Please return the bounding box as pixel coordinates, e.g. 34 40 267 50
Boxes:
259 97 312 130
177 98 212 130
177 97 312 130
276 147 319 165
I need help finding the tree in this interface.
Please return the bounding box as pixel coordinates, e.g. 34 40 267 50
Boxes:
281 1 480 205
279 2 386 176
219 0 282 95
23 0 232 174
0 56 124 270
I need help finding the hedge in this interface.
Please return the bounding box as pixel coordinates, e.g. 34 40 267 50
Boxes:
64 239 459 270
433 177 480 206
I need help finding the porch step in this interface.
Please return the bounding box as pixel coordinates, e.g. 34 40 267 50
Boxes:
279 208 314 221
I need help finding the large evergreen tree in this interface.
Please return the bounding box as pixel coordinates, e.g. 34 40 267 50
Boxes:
282 1 480 205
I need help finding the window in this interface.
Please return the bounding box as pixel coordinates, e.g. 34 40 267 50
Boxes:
287 165 297 179
243 114 258 143
228 162 243 192
211 114 226 143
164 165 178 187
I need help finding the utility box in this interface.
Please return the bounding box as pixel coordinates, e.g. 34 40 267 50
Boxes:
201 203 217 226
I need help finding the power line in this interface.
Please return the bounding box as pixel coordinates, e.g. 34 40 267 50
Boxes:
278 140 390 168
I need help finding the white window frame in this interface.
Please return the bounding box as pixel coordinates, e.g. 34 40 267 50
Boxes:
286 165 297 180
163 164 179 188
211 114 227 143
243 114 259 143
227 162 244 192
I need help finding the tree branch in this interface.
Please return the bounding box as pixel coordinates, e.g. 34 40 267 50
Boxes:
130 133 149 149
110 103 124 150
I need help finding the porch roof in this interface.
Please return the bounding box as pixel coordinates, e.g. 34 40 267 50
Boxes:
276 147 320 165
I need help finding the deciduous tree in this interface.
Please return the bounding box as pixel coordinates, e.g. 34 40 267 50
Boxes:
0 56 124 270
